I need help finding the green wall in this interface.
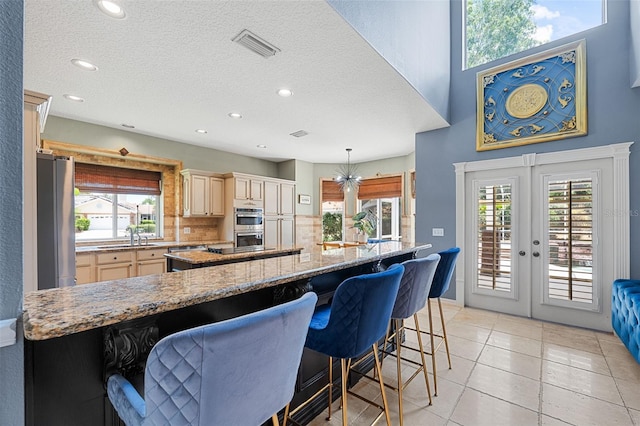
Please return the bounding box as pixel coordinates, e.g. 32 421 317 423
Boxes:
44 116 415 217
43 116 280 177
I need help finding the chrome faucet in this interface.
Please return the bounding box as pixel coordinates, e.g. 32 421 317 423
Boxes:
142 236 149 246
128 227 136 246
135 229 142 245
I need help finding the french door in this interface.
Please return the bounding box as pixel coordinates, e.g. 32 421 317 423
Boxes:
455 144 631 331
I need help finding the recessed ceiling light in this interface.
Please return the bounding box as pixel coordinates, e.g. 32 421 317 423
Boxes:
63 94 84 102
228 112 242 119
195 129 208 134
121 123 135 129
96 0 126 19
277 88 294 97
257 144 267 149
71 59 98 71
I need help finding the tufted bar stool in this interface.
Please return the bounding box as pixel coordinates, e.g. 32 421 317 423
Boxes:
289 264 405 426
107 292 317 426
426 247 460 396
381 253 441 426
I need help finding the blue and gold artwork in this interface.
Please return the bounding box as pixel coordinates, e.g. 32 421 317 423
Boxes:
476 40 587 151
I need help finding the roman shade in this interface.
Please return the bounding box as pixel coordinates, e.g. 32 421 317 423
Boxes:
321 179 344 202
357 175 402 200
75 163 162 195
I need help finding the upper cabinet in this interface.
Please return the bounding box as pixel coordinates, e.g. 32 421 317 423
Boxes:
181 169 224 217
263 178 295 248
225 173 264 208
264 180 295 216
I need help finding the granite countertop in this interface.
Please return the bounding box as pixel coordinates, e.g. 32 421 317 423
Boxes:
75 240 233 254
164 246 303 264
23 242 431 341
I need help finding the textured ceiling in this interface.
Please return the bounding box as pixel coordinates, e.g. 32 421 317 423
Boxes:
24 0 449 164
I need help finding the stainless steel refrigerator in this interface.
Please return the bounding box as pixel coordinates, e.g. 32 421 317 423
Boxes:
37 152 76 289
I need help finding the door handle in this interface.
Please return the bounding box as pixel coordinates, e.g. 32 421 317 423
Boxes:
533 252 540 257
519 250 526 256
533 240 540 245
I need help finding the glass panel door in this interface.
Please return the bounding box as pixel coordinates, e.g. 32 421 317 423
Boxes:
477 183 513 293
546 177 594 306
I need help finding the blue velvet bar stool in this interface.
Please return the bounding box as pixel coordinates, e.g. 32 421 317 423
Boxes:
381 253 441 426
291 264 405 426
427 247 460 396
107 292 317 426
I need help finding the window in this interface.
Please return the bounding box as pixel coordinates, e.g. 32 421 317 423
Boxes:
477 183 512 292
74 163 162 241
546 177 593 303
357 175 403 241
321 179 344 242
465 0 606 69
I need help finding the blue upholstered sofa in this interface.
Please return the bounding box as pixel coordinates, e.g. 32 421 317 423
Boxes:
612 279 640 363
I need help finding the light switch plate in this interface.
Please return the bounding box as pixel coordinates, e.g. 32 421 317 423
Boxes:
183 227 191 234
432 228 445 237
0 318 17 348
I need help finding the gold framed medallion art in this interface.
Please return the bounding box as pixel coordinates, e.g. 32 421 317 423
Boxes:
476 40 587 151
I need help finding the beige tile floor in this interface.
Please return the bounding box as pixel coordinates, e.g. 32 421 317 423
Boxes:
307 300 640 426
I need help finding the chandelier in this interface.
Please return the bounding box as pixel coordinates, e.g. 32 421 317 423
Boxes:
335 148 361 193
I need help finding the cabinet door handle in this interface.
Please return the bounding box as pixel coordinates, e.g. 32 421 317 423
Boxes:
113 256 118 260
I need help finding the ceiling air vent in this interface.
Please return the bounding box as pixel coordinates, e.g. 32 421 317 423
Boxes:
232 29 280 58
290 130 309 138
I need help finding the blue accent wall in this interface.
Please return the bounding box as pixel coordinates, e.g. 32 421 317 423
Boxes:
416 0 640 299
0 0 25 424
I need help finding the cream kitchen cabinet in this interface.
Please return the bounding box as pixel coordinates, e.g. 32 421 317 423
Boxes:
136 248 167 275
263 178 295 248
224 173 264 209
264 180 295 216
96 251 134 282
264 215 295 248
79 247 169 284
181 169 224 217
234 176 263 202
75 253 95 285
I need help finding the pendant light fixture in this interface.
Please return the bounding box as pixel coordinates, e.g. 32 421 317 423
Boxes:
335 148 361 193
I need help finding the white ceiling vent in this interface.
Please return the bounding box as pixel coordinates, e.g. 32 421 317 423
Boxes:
232 29 280 58
290 130 309 138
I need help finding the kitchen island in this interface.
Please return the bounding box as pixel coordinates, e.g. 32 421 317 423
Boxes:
23 241 432 426
164 245 303 271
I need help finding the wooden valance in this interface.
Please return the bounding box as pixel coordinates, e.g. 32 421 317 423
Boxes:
357 175 402 200
75 163 162 195
321 179 344 202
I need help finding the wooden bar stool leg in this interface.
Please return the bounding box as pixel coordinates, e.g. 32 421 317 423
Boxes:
438 298 452 369
341 359 349 426
414 313 433 406
327 356 333 420
372 344 392 426
395 319 404 426
282 403 290 426
428 298 439 396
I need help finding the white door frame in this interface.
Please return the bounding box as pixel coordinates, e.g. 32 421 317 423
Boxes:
453 142 632 306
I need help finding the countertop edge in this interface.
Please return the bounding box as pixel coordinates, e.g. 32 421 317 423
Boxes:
24 243 432 340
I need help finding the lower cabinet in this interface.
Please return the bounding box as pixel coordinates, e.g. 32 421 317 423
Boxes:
264 215 295 248
79 248 168 284
96 251 134 282
136 248 167 275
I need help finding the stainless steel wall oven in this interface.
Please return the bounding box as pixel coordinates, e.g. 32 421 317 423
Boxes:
234 208 263 231
235 231 263 248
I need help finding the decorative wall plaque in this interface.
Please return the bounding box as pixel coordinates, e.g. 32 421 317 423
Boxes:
476 40 587 151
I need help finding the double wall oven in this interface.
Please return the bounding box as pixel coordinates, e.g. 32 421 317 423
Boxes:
234 207 264 248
